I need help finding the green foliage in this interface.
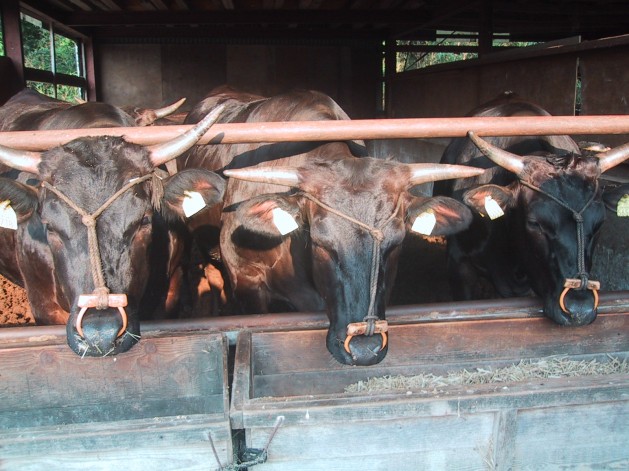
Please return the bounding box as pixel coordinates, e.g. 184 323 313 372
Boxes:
0 17 4 56
396 35 539 72
55 33 80 76
21 14 52 71
20 13 84 101
396 36 478 72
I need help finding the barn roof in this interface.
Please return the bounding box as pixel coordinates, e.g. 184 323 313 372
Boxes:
20 0 629 43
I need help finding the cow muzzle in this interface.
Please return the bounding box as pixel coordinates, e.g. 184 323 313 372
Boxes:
339 320 388 366
65 291 139 357
75 292 128 340
553 278 599 326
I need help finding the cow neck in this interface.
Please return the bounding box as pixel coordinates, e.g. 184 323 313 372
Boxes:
519 179 599 293
300 191 403 336
41 173 157 311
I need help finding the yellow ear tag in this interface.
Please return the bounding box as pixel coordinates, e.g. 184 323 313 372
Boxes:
618 194 629 217
484 195 504 220
182 191 206 217
271 207 298 235
0 200 18 230
411 211 437 236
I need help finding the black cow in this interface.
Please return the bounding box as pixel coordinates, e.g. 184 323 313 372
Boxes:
434 92 629 326
0 99 225 357
180 88 484 365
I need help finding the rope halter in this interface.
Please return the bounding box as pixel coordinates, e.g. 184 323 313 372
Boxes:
519 180 601 315
300 192 403 355
42 173 160 339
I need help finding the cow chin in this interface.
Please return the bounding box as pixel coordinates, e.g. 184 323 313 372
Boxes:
326 328 388 366
66 309 140 357
543 289 598 327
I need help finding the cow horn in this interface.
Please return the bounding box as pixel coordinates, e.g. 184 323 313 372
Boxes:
0 144 42 174
223 166 300 187
408 163 485 185
148 103 225 167
597 142 629 173
152 97 186 119
468 131 526 177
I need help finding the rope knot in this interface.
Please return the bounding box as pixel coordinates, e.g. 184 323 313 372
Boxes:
370 229 384 242
573 212 584 223
578 273 589 290
82 214 97 227
362 314 378 336
94 287 110 310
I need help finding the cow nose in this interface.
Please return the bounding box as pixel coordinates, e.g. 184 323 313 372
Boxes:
556 289 597 326
346 334 388 366
76 309 124 354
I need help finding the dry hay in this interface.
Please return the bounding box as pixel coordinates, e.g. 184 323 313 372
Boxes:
345 355 629 394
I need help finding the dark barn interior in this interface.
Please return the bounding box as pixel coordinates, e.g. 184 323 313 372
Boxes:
1 2 629 469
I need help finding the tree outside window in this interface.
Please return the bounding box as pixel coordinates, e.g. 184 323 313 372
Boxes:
21 12 85 102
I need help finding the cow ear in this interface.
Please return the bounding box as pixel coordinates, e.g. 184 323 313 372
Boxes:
0 178 39 225
407 196 473 237
463 184 516 220
161 169 225 222
233 194 302 239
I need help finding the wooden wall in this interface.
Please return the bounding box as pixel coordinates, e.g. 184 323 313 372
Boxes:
95 41 380 119
380 40 629 165
580 45 629 147
389 54 578 118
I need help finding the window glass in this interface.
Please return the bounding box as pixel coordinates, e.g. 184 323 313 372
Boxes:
26 81 55 98
54 33 81 76
0 13 5 56
21 13 52 71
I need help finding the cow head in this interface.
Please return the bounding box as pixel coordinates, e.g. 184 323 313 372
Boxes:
224 158 483 365
463 132 629 326
0 106 225 356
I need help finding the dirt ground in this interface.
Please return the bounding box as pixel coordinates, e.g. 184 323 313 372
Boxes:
0 275 33 325
1 209 627 327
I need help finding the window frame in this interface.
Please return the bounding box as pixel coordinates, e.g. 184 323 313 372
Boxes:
20 7 89 99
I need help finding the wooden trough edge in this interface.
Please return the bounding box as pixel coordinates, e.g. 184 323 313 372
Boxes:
0 292 628 349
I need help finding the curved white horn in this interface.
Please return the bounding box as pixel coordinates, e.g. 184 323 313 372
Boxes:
597 142 629 173
153 97 186 119
468 131 526 177
148 103 225 167
223 166 300 187
0 144 42 174
408 163 485 186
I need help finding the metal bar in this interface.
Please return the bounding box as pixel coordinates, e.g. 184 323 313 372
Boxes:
1 293 628 347
1 115 629 151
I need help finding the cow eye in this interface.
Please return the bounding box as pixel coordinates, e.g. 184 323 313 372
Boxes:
526 219 543 232
140 215 152 226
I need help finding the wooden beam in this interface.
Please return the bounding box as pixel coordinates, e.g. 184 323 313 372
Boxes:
1 115 629 151
2 0 25 87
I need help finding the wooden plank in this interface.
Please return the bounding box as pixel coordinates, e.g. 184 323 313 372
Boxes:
0 333 227 426
250 313 629 383
0 332 233 468
247 413 496 470
230 330 253 429
234 314 629 468
513 401 629 469
1 416 231 470
238 373 629 428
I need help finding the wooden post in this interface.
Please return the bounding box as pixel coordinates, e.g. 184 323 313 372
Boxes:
478 0 494 58
1 0 25 87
